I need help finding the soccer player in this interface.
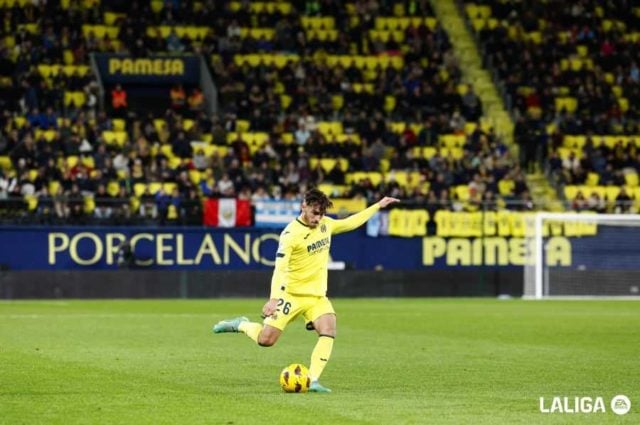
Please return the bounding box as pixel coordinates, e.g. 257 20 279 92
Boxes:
213 189 400 393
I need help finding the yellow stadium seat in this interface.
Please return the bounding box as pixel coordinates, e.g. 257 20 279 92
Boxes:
564 135 586 148
390 122 406 133
25 195 38 211
586 172 600 186
84 196 95 214
163 182 177 194
276 3 292 14
465 4 479 18
384 96 396 112
605 186 620 201
19 23 39 34
183 119 195 131
63 91 85 108
472 18 486 32
153 119 167 134
107 181 120 197
112 119 126 131
236 120 250 132
410 123 423 134
624 173 639 187
102 131 127 147
498 179 515 196
337 56 353 67
441 147 464 159
150 0 163 13
281 133 294 144
348 171 382 186
331 95 344 110
145 182 161 194
564 185 578 200
81 156 95 169
66 156 79 168
13 116 26 129
280 94 292 110
423 147 437 159
188 169 202 185
104 12 125 25
555 97 577 112
156 26 172 38
38 64 53 78
619 98 629 112
159 144 174 159
390 56 404 69
250 132 268 146
0 156 12 172
63 50 74 65
336 133 360 144
455 185 470 201
309 158 329 172
374 17 388 30
440 134 466 148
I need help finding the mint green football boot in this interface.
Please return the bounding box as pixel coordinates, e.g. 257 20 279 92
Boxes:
212 316 249 333
309 381 332 393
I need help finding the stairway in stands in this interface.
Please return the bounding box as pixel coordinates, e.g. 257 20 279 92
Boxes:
431 0 564 211
430 0 512 144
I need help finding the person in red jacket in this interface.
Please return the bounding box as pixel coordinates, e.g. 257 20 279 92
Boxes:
111 84 127 118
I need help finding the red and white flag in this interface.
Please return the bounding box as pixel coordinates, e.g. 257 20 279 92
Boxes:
203 198 251 227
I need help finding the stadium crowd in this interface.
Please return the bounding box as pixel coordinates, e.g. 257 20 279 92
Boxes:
0 0 533 225
466 0 640 213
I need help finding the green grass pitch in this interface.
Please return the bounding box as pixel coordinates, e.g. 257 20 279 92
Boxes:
1 299 638 424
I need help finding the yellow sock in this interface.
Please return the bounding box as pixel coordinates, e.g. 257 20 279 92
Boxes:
309 335 334 381
238 321 263 344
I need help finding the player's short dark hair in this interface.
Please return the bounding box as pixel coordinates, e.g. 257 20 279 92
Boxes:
304 188 333 213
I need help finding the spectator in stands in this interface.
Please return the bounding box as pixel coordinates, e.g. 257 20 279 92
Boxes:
67 183 86 223
166 28 185 53
94 183 113 220
217 172 235 196
36 186 54 223
192 148 209 170
615 188 633 213
165 187 182 224
187 88 205 115
587 192 606 213
182 188 202 225
111 84 127 118
170 84 186 110
171 131 192 158
461 85 482 121
295 123 311 146
251 185 271 202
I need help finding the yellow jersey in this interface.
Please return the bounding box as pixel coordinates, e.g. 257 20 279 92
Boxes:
270 204 381 297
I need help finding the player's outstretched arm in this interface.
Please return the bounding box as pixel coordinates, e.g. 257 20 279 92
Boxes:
331 196 401 234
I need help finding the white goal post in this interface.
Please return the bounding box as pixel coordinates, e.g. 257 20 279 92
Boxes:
524 212 640 299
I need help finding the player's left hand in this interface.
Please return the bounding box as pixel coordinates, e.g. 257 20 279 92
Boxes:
378 197 401 208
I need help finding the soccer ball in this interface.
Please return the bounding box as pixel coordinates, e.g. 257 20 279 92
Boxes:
279 363 310 393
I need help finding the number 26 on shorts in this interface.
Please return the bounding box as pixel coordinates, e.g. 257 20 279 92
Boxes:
277 298 291 315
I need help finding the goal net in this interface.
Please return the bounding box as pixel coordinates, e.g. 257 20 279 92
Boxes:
523 213 640 299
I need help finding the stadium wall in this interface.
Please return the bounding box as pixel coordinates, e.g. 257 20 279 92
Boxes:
0 270 523 299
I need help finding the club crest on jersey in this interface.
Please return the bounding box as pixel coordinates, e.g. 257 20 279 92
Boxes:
321 224 327 233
